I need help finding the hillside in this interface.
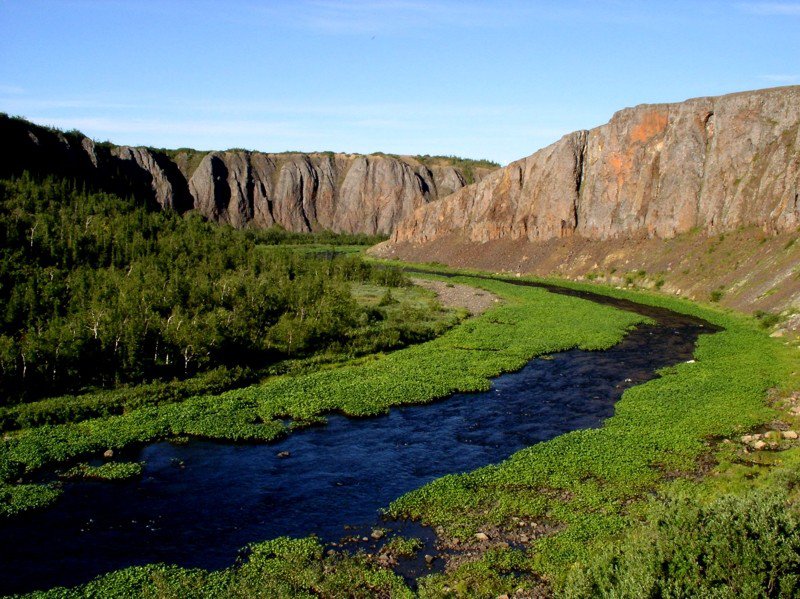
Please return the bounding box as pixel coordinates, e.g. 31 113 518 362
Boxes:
373 86 800 314
0 115 498 236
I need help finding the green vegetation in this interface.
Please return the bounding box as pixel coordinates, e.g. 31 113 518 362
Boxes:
563 490 800 597
382 535 424 558
365 261 800 596
365 152 499 184
63 461 144 481
755 309 782 329
0 174 407 411
412 155 501 184
27 537 413 598
5 256 800 595
0 270 645 520
387 302 788 584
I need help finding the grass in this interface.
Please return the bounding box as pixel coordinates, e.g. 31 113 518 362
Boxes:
388 308 788 583
62 461 144 481
6 263 800 597
25 537 414 599
351 281 463 327
370 261 800 594
382 535 424 558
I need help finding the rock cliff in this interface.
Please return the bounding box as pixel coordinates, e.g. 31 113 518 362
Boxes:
0 115 494 235
386 86 800 245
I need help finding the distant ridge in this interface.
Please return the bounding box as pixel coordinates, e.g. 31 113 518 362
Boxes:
0 114 497 235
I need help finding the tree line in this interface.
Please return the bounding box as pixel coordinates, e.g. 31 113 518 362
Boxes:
0 175 407 405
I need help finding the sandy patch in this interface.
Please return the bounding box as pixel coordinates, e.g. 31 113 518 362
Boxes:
411 277 500 315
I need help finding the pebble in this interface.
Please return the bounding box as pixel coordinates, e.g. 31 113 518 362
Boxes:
753 440 768 450
475 532 489 542
783 430 799 440
276 451 290 458
424 554 435 564
103 449 114 458
370 529 384 540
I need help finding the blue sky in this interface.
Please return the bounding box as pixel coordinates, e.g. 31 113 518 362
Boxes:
1 1 798 164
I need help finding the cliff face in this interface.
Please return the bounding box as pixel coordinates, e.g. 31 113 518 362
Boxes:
388 86 800 245
0 116 492 235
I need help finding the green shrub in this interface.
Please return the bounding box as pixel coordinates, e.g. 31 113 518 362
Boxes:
563 491 800 598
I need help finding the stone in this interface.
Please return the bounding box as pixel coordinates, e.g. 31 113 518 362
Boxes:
475 532 490 542
103 449 114 458
424 554 435 564
370 529 385 540
277 451 290 458
0 114 496 237
753 440 768 450
783 430 799 440
382 86 800 249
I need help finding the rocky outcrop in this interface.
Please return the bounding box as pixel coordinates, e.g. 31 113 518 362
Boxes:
182 151 483 234
110 145 192 212
0 115 494 235
387 86 800 246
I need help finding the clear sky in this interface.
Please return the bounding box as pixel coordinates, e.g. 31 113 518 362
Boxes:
1 1 798 164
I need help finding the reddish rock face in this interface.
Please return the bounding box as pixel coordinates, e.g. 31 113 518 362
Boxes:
389 86 800 245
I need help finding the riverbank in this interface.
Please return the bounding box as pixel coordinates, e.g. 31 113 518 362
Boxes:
5 265 799 597
0 273 644 521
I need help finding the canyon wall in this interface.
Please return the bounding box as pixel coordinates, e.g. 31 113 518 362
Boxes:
385 86 800 246
0 115 494 235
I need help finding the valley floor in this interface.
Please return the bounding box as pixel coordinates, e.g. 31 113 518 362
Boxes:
373 225 800 319
4 264 800 598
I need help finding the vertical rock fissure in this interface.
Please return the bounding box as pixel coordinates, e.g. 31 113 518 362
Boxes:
697 108 716 230
574 131 588 231
244 155 255 223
